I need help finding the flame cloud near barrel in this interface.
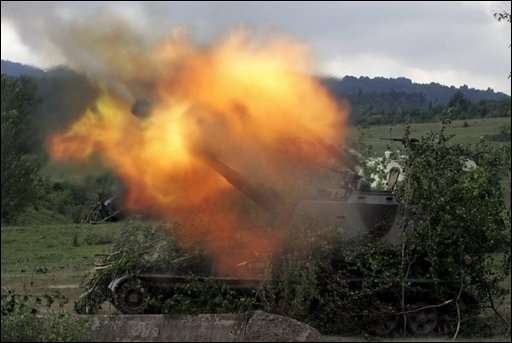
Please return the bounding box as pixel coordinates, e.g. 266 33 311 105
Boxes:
47 27 348 277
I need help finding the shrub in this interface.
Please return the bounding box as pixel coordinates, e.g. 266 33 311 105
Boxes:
1 75 41 224
396 124 511 335
1 289 90 342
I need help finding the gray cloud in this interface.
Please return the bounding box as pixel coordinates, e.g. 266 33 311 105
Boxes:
1 1 510 93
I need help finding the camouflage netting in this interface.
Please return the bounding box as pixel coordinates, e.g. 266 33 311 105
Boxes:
75 221 211 314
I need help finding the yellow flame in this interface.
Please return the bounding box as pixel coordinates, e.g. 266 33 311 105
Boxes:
48 30 347 276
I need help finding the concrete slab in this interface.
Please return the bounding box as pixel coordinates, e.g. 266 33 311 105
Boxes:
89 311 321 342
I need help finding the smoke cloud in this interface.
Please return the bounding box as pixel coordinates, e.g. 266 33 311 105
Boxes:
4 1 348 276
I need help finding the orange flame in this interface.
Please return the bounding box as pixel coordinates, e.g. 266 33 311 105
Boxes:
48 30 347 277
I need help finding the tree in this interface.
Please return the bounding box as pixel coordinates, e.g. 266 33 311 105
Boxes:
1 75 40 223
446 91 471 119
397 125 511 336
494 4 511 78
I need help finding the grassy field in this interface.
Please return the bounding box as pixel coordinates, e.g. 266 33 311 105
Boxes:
1 223 124 291
351 117 510 154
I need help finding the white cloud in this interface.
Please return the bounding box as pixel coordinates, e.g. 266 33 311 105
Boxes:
1 1 510 93
1 21 42 67
320 52 508 92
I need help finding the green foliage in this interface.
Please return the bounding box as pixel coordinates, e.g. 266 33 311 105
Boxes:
34 180 90 224
353 92 510 126
6 171 124 225
494 6 511 78
397 124 511 327
156 279 260 315
262 253 320 320
32 172 123 224
1 75 41 224
75 222 212 314
257 224 404 334
494 9 511 23
1 289 90 342
314 242 403 334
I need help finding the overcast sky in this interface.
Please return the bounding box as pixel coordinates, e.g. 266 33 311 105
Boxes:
1 1 511 94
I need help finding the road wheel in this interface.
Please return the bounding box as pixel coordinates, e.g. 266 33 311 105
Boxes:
407 305 439 336
369 313 399 336
113 277 146 314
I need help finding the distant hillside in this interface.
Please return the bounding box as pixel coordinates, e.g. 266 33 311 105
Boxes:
1 60 45 78
322 76 509 104
1 60 98 147
322 76 510 122
2 59 509 124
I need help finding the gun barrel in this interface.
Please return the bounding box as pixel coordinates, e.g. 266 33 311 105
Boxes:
200 151 282 214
